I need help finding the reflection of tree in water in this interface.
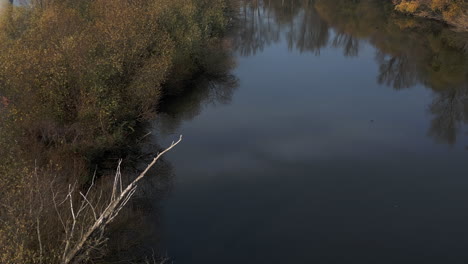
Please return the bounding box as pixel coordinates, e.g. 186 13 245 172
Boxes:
157 32 238 134
157 74 239 135
235 0 281 56
376 51 418 89
288 1 329 54
316 0 468 144
235 0 468 145
235 0 330 56
235 0 381 56
332 32 359 57
428 84 468 145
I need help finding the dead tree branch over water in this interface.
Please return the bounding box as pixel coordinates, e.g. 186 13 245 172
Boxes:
55 136 182 264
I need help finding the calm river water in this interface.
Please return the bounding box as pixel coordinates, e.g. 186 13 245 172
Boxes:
149 1 468 263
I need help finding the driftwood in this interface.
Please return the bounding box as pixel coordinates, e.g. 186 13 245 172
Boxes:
52 136 182 264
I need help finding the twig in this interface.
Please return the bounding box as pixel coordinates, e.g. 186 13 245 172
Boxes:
36 217 43 264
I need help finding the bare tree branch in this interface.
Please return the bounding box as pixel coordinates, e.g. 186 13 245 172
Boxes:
60 135 182 264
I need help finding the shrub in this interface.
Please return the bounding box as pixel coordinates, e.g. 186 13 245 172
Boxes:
0 0 233 262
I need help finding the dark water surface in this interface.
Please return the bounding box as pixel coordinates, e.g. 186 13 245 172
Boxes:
151 1 468 263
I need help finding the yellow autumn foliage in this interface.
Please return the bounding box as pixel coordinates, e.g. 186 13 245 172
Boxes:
0 0 232 152
394 0 467 30
0 0 234 263
395 1 421 13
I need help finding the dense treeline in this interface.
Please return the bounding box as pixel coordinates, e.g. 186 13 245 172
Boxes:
0 0 233 154
392 0 468 31
0 0 235 263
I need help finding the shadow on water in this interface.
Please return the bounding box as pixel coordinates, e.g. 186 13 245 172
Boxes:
157 74 239 135
234 0 468 145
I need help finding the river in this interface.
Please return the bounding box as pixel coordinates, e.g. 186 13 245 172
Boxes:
1 0 468 263
146 0 468 263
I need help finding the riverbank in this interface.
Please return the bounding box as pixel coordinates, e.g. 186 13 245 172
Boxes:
393 0 468 32
0 0 235 263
